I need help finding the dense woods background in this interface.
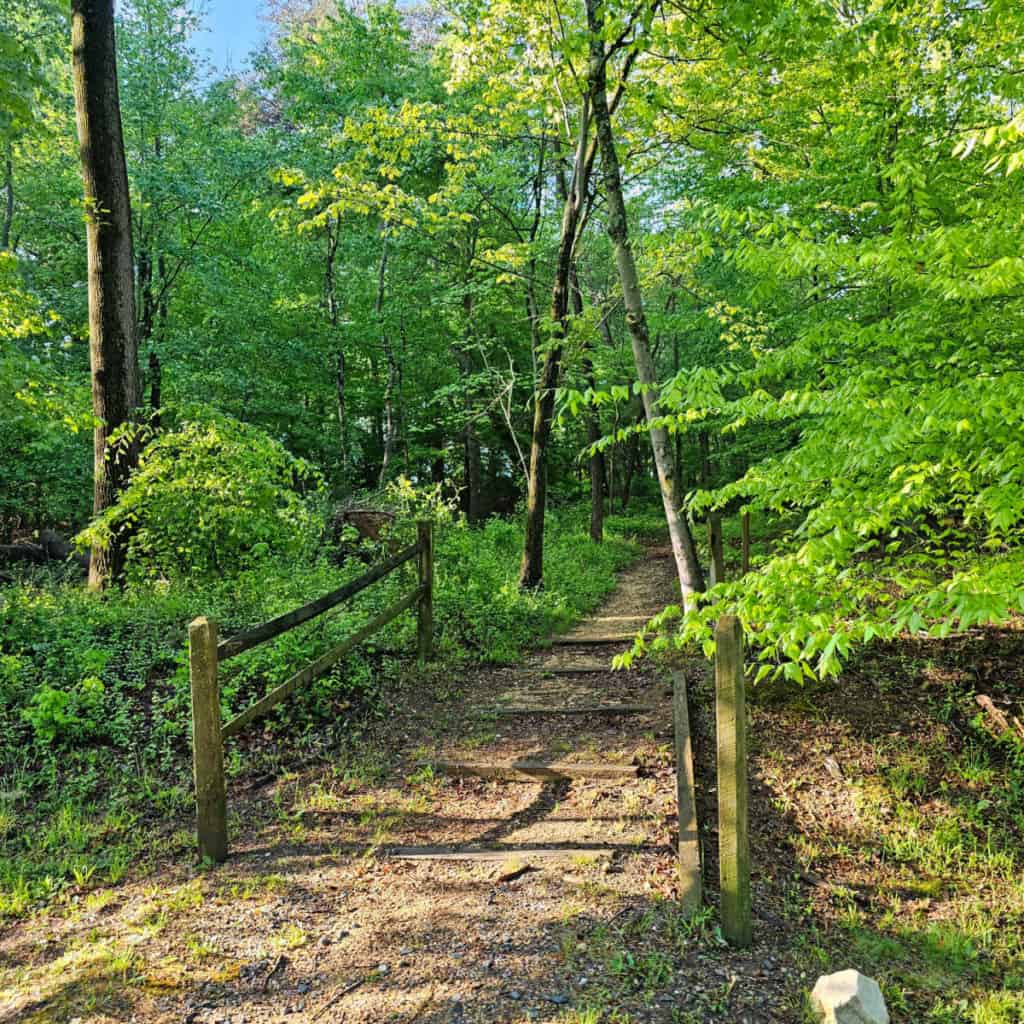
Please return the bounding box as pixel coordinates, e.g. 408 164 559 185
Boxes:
2 0 1024 989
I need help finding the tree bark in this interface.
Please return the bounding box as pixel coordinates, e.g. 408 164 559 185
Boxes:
72 0 142 590
456 292 483 524
1 144 12 250
322 216 349 481
586 0 705 605
519 116 592 588
376 236 398 488
620 423 640 509
570 268 605 543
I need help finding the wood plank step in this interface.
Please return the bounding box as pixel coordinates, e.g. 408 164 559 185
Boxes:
518 663 614 675
386 845 620 861
552 634 635 646
421 760 638 782
483 704 654 717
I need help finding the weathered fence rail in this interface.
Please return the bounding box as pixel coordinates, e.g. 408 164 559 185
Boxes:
188 520 434 862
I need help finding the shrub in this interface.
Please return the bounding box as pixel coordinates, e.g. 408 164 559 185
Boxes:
78 413 326 579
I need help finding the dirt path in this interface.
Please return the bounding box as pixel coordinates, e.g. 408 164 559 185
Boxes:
0 549 810 1024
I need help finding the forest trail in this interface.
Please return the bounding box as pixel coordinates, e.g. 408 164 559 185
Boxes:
2 547 814 1024
222 548 688 1024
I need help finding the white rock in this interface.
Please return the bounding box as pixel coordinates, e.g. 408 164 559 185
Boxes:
811 970 889 1024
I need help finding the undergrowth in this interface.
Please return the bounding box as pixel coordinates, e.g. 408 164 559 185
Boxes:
0 504 648 919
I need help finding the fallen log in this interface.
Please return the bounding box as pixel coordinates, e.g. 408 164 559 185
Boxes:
976 694 1024 742
0 530 89 572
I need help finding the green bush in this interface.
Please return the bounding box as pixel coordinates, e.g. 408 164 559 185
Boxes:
77 412 326 579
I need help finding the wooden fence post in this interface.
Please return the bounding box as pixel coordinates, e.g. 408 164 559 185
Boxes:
672 670 702 913
708 515 725 585
417 520 434 662
715 613 751 946
189 617 227 863
741 511 751 575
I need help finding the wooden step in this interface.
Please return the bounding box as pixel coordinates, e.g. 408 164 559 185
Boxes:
519 663 614 675
386 845 619 861
483 704 654 717
421 759 638 782
552 634 635 646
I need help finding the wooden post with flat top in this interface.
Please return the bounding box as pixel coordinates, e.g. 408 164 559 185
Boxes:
417 520 434 662
715 613 751 946
672 670 702 913
189 616 227 863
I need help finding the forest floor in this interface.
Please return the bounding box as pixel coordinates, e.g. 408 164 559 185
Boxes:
2 544 1023 1024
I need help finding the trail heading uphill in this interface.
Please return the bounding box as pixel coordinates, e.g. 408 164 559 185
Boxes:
0 549 811 1023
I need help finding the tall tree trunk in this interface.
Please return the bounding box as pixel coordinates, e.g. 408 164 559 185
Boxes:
519 115 593 588
620 415 642 510
570 268 605 543
1 144 12 250
457 292 482 524
323 216 348 481
586 0 705 605
72 0 142 590
336 349 348 478
147 348 161 428
375 236 398 489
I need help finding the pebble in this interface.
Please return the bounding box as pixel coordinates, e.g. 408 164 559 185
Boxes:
377 963 390 975
296 981 312 994
507 990 522 1001
547 994 569 1005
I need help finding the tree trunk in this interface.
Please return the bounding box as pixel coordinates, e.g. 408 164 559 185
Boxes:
620 420 641 510
72 0 142 590
376 236 398 489
147 348 162 428
519 116 593 588
586 0 704 605
570 268 605 543
323 216 348 481
336 349 348 479
1 144 12 250
456 294 483 524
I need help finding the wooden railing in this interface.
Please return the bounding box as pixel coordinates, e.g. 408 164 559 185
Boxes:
187 520 434 862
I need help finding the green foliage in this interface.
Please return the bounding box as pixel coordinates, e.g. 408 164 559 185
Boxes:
78 413 325 579
0 253 92 532
0 502 640 918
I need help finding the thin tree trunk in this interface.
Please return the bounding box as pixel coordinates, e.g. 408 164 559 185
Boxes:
376 236 398 489
570 268 605 543
519 114 592 588
457 292 482 524
72 0 142 590
1 144 13 251
323 216 348 480
147 349 161 428
620 409 643 510
336 349 348 478
586 0 704 605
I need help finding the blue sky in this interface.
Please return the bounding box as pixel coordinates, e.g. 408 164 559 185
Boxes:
193 0 268 72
